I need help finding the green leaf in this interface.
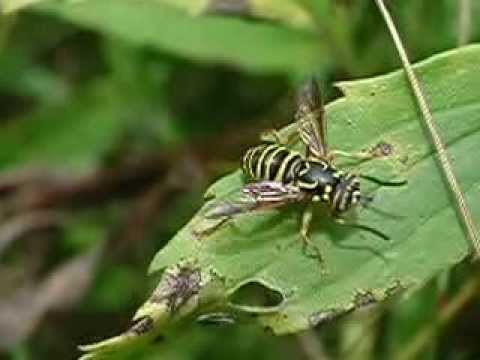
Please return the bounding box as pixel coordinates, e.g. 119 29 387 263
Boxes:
81 45 480 357
152 44 480 326
157 0 315 30
32 0 324 75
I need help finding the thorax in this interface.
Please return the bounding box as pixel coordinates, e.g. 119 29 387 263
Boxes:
296 160 340 194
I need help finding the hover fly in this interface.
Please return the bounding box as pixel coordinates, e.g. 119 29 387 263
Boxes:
205 78 405 263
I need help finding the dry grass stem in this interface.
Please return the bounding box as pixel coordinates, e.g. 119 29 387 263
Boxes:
374 0 480 258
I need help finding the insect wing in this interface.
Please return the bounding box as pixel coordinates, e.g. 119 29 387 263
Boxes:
295 78 327 159
204 181 305 219
203 199 257 219
242 181 304 203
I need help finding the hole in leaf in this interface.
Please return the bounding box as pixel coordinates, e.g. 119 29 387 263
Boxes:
229 280 284 311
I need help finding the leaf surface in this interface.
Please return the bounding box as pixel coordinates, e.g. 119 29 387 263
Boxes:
150 44 480 334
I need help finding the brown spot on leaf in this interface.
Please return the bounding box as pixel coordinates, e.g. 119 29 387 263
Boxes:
150 262 202 314
353 290 377 308
369 141 394 158
385 280 406 298
129 316 154 336
353 281 406 311
308 308 346 327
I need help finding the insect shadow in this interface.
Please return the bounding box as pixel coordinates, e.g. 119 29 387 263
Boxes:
203 207 300 256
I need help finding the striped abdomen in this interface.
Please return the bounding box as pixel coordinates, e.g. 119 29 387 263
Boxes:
242 143 304 183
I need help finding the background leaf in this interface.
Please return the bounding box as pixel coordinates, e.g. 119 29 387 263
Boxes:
34 0 325 75
157 0 315 30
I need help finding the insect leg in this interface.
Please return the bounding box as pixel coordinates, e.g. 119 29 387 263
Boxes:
333 217 390 241
261 129 299 147
327 149 375 162
300 203 325 269
359 174 407 187
329 141 398 162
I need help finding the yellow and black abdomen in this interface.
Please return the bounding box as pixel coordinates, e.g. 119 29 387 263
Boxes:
242 143 304 183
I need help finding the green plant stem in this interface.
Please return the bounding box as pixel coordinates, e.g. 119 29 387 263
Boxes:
458 0 472 46
0 14 16 50
394 277 479 360
374 0 480 258
340 307 384 358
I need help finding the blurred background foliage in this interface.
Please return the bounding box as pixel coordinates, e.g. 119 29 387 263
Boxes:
0 0 479 359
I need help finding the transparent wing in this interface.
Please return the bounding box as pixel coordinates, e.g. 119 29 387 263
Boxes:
294 78 327 159
204 181 305 219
